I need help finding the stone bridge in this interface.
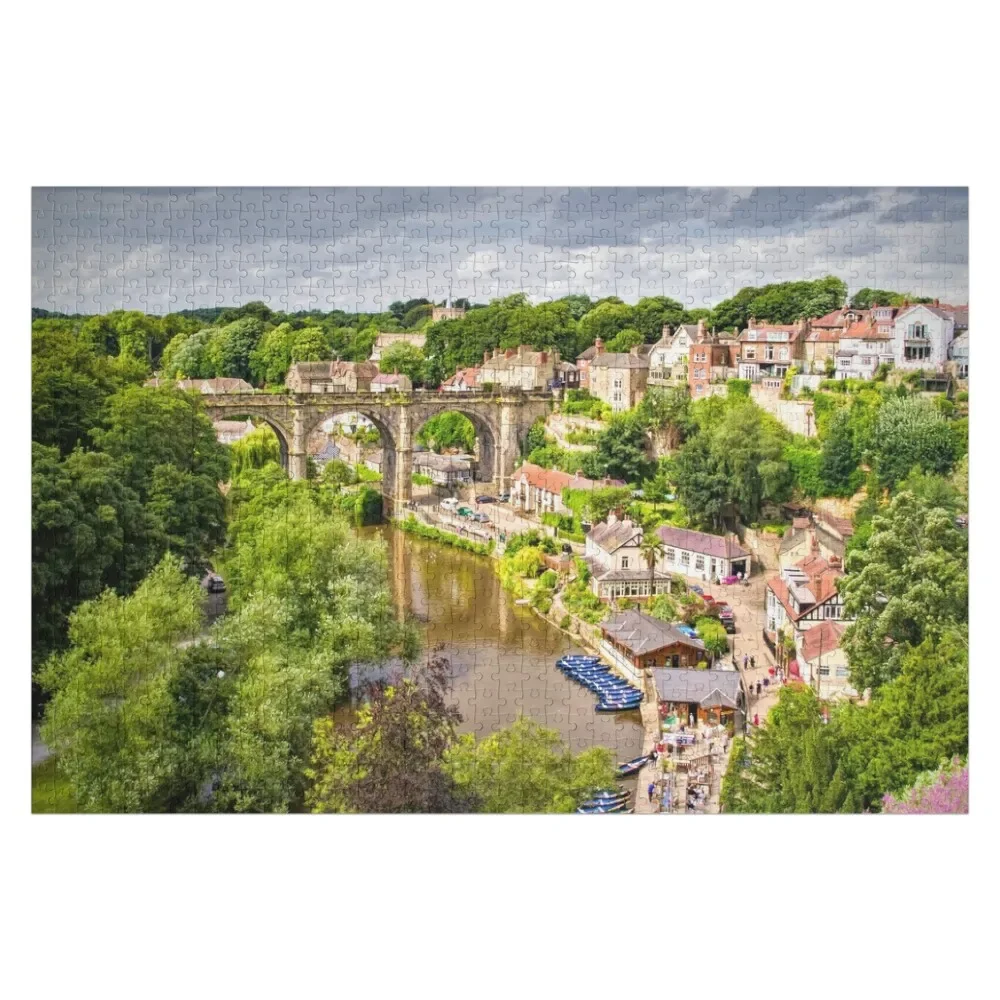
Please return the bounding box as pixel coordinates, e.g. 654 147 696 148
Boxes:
202 390 554 514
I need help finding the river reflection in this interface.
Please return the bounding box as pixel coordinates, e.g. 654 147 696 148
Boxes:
356 525 644 760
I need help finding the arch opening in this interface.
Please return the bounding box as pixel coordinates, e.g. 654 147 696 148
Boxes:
412 408 499 494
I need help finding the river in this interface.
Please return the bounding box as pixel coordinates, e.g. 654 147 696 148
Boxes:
355 525 645 761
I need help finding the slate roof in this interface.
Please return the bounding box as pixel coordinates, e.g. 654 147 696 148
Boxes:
602 611 706 656
656 525 749 560
590 352 649 369
587 518 643 554
652 667 743 708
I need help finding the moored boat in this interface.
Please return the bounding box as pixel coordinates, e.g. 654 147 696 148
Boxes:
617 754 651 777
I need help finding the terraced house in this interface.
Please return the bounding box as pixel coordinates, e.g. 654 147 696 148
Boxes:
736 317 809 383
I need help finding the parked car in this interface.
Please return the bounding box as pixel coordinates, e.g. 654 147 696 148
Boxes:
476 494 497 504
700 593 716 605
471 512 491 523
498 492 511 502
202 572 226 593
690 584 704 596
714 602 736 633
457 506 473 518
440 497 460 511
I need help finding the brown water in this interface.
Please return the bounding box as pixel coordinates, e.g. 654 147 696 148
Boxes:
354 525 645 761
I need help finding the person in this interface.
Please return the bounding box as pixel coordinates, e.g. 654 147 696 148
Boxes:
688 712 694 727
648 781 656 802
737 570 743 583
750 655 755 670
743 653 748 670
756 680 762 697
649 747 658 764
753 713 759 727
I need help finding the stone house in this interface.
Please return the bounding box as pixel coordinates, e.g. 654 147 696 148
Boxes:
655 525 751 582
478 346 557 390
413 452 474 485
369 331 426 362
431 304 467 323
585 514 672 601
688 333 739 399
736 318 809 382
551 360 580 390
212 417 255 444
575 341 601 389
588 343 649 411
286 360 379 393
145 376 253 394
891 303 955 371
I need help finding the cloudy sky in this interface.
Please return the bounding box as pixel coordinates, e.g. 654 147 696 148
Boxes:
32 187 969 314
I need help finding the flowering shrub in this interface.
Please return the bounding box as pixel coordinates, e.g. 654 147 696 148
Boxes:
882 758 968 814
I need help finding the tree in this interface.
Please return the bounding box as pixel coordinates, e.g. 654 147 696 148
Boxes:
604 327 644 353
32 444 162 665
524 418 548 455
694 617 729 659
38 555 204 812
671 434 730 530
443 717 616 813
578 300 634 345
820 408 857 495
206 317 266 381
306 658 475 813
882 758 968 814
249 323 294 385
871 396 957 488
840 491 968 692
635 386 692 450
230 425 283 478
639 531 666 601
379 342 426 385
586 413 652 483
416 411 476 453
289 326 328 363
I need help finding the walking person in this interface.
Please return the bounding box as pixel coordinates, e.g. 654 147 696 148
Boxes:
648 781 656 803
743 653 748 670
750 655 755 670
756 680 762 698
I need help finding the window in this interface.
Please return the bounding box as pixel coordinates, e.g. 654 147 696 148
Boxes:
779 347 789 360
680 551 690 566
613 377 623 388
695 555 705 571
765 345 775 360
621 557 629 570
694 351 707 362
748 330 758 341
694 383 704 395
694 368 706 379
744 346 756 359
823 603 841 619
666 548 675 563
908 323 927 338
836 666 850 677
818 665 830 676
905 344 931 361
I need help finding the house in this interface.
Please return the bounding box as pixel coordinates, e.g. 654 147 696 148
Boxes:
370 372 413 393
285 360 379 393
510 462 623 516
600 610 707 684
550 359 580 390
212 417 255 444
764 553 848 650
794 620 855 700
801 307 870 374
834 320 895 380
310 439 341 469
813 509 854 562
656 525 751 582
891 302 955 372
688 332 739 399
575 342 601 389
145 376 253 394
413 452 474 485
439 367 481 392
736 317 809 383
653 667 745 730
949 331 969 380
588 343 649 412
369 330 427 363
478 346 557 390
585 514 672 601
649 323 699 381
431 304 467 323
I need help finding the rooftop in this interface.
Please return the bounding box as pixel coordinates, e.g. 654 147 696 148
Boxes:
601 611 706 656
514 461 623 494
587 517 643 554
652 667 742 708
656 525 749 560
799 620 847 663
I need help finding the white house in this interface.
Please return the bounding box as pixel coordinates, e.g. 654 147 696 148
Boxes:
648 322 700 381
371 372 413 393
834 322 895 380
764 554 848 639
585 514 672 601
949 331 969 380
795 620 855 700
891 303 955 371
655 525 751 582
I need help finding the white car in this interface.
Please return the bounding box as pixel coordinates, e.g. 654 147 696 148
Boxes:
440 497 459 511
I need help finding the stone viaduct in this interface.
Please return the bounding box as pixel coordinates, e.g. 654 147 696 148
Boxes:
202 390 554 514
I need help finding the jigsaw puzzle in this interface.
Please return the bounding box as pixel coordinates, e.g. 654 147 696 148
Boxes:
31 187 970 815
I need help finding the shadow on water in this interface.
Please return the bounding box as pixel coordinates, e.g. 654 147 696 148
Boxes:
349 525 644 762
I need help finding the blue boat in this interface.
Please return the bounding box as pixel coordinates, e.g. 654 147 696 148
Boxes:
576 801 627 813
595 701 642 713
617 754 651 777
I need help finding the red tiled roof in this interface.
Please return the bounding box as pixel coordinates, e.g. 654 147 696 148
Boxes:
816 509 854 537
513 462 623 494
767 555 843 620
440 367 480 388
656 525 748 560
800 620 847 663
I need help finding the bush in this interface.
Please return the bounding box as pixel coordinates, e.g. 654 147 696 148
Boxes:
397 515 492 556
559 614 572 630
510 547 545 579
727 378 751 398
539 569 558 589
411 472 434 486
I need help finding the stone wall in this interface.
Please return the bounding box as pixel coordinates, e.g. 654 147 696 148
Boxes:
750 384 816 437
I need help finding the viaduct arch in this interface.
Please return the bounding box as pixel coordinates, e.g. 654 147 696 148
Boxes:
202 391 553 515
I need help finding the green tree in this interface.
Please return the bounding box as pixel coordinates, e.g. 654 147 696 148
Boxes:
604 327 644 353
671 434 730 530
586 413 651 483
416 411 476 453
289 325 328 363
871 395 957 488
443 717 616 812
694 617 729 659
230 425 283 478
577 300 634 345
635 386 693 450
379 342 426 385
249 323 294 385
840 491 968 692
819 408 858 495
639 531 666 601
38 555 204 812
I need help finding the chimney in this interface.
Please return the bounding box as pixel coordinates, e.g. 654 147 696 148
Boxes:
663 324 673 339
797 317 809 335
505 348 516 359
697 318 706 340
595 337 605 355
748 316 756 329
492 348 499 360
484 350 490 365
517 344 525 357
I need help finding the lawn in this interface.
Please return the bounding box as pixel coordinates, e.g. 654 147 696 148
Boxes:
32 757 77 813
